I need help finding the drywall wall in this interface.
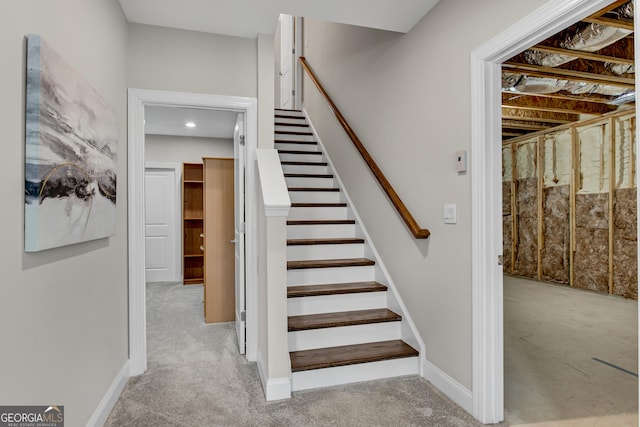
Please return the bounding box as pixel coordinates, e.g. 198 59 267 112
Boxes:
0 1 128 425
145 135 234 163
128 23 257 98
301 0 548 390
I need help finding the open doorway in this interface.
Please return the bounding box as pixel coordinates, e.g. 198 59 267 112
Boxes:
471 0 639 423
499 2 637 424
127 89 258 377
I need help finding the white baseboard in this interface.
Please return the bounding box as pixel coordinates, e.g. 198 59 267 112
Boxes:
87 360 130 427
422 358 472 414
256 349 292 401
265 377 292 401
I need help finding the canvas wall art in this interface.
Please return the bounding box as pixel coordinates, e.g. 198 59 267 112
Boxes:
25 34 117 252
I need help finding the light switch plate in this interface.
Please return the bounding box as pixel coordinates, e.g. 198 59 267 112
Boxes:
444 203 457 224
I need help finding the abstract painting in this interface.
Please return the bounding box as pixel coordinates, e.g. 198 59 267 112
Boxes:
25 34 117 252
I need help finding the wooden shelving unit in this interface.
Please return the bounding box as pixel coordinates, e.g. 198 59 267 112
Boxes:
182 163 204 285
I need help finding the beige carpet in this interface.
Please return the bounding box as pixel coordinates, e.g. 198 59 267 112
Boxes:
105 282 487 426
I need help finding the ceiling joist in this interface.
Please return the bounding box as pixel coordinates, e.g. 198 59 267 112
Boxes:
503 61 635 89
529 44 634 66
502 94 618 116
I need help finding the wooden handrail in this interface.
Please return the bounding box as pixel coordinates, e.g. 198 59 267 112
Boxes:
299 57 430 239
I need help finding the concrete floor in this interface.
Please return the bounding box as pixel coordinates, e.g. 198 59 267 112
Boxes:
504 275 638 426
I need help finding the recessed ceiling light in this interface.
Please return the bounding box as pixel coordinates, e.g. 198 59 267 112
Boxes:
185 122 196 128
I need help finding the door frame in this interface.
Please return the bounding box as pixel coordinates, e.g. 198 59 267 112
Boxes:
470 0 636 422
143 162 182 283
128 89 258 375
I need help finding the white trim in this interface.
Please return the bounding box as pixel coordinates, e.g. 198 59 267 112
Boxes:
304 108 426 363
265 377 292 401
144 162 182 283
470 0 623 423
86 361 130 427
256 149 292 217
256 349 292 401
422 358 472 414
128 89 259 375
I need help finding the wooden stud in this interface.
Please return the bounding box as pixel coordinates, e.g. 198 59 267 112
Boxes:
511 142 518 274
631 117 636 188
570 126 578 287
608 118 616 295
537 136 544 281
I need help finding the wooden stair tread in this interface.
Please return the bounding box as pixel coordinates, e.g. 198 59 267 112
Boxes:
287 187 340 192
288 308 400 331
287 219 355 225
278 150 323 155
287 238 364 246
285 173 333 178
275 122 310 127
290 340 418 372
281 161 328 166
291 203 347 207
275 140 317 145
288 281 388 298
275 130 313 136
275 108 302 112
275 114 305 120
287 258 375 270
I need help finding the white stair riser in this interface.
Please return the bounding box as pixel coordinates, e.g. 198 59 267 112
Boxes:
291 357 420 392
288 322 400 352
287 243 364 261
288 191 341 204
282 164 328 175
287 292 387 316
286 177 334 188
276 142 319 152
275 111 304 118
274 118 307 125
287 206 347 220
287 224 356 239
275 125 310 133
278 153 325 163
275 133 315 142
287 265 375 286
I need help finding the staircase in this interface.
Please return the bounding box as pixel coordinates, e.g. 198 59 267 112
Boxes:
275 108 420 392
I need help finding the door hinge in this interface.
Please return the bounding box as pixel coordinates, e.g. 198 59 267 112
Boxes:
498 255 504 266
239 135 245 146
292 48 295 54
292 89 295 96
239 222 245 233
240 311 246 322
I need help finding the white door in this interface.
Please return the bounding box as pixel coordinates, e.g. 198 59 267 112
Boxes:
145 167 178 283
280 14 294 110
233 114 246 354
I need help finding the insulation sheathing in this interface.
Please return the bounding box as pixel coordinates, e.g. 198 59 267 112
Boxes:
514 141 538 278
574 193 610 293
503 181 512 272
541 185 570 283
577 124 611 194
613 188 638 299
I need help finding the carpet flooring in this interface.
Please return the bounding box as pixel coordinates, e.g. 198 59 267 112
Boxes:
105 281 486 426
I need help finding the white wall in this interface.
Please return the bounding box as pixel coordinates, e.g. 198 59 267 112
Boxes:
0 1 129 425
128 23 257 97
145 135 234 163
301 0 548 389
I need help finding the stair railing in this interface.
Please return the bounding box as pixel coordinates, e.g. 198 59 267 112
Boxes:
299 57 430 239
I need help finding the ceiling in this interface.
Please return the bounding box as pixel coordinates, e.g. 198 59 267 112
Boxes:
145 106 238 139
118 0 441 39
502 0 635 141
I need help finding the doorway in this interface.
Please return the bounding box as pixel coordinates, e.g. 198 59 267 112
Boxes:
470 0 638 423
128 89 258 376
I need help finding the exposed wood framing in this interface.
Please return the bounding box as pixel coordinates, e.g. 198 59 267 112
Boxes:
537 136 544 280
608 118 615 294
502 120 555 132
502 93 618 116
631 117 636 186
511 143 517 274
529 44 634 66
502 62 635 89
570 127 578 287
502 108 579 124
582 16 633 31
589 0 631 19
